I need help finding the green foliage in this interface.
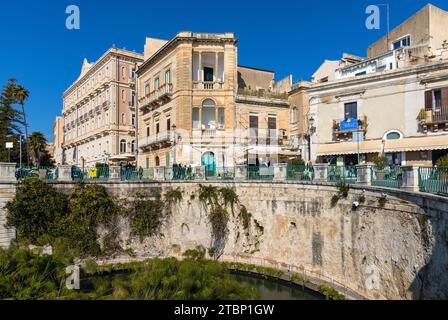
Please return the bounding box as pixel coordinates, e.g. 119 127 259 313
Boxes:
290 158 305 166
0 246 71 299
318 285 347 300
374 156 389 170
183 246 206 261
0 247 259 300
126 192 166 242
6 177 67 242
336 180 350 198
164 187 183 204
6 179 121 257
358 194 366 204
436 155 448 168
378 196 387 208
239 206 251 230
28 131 54 166
330 194 340 207
198 185 250 259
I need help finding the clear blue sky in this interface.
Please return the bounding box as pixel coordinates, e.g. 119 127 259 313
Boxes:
0 0 445 140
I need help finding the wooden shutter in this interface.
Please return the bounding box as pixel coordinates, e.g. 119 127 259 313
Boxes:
442 87 448 116
425 90 433 110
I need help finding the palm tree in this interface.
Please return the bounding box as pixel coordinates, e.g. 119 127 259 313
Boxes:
27 132 47 166
12 83 30 165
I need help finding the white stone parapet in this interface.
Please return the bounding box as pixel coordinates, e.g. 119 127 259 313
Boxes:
0 163 17 182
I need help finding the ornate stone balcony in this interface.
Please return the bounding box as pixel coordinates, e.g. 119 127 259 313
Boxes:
193 81 224 90
138 131 174 150
139 83 173 112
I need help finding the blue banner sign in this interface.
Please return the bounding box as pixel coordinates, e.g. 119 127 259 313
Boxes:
339 118 359 131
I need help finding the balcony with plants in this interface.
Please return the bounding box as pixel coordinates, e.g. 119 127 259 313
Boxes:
332 116 367 142
418 107 448 133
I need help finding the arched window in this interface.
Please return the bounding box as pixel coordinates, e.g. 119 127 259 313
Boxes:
384 130 403 140
202 99 216 129
122 113 126 125
120 139 127 153
155 156 160 166
131 140 136 153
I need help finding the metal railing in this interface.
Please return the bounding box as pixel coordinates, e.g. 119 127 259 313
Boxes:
247 166 274 181
15 167 58 181
327 165 357 183
206 167 235 181
371 166 403 189
287 165 315 181
418 167 448 196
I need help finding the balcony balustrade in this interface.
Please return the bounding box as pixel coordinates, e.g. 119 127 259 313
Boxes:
193 81 224 90
419 107 448 132
138 131 174 150
140 83 173 111
332 117 367 141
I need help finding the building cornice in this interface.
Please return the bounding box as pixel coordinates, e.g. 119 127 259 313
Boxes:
306 61 448 95
63 48 143 98
137 32 238 75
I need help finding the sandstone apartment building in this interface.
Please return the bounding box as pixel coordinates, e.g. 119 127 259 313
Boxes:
136 32 296 174
61 48 143 167
302 3 448 166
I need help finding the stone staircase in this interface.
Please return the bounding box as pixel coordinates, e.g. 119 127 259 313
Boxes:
0 184 16 248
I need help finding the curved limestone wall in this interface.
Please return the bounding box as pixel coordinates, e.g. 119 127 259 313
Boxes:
1 181 448 300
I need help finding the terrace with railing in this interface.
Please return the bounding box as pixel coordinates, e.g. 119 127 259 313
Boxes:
10 163 448 198
139 83 173 111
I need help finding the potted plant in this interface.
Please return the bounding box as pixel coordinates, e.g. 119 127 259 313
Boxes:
374 155 389 180
290 158 306 180
436 155 448 180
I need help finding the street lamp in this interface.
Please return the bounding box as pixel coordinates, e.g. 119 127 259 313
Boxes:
306 116 316 163
172 124 177 165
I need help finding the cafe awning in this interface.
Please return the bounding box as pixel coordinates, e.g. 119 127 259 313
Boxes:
384 135 448 153
317 140 382 156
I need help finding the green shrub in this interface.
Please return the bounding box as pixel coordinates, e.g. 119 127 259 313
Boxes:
436 155 448 168
374 156 389 170
290 158 305 166
378 196 387 208
6 177 67 243
319 285 347 300
336 181 350 198
331 195 339 207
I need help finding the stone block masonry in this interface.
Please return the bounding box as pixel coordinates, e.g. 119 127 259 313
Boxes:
0 183 16 248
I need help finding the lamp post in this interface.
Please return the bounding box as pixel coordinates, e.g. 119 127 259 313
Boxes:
306 116 315 163
172 123 177 165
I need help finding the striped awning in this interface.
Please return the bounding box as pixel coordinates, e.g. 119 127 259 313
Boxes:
316 140 382 156
384 135 448 153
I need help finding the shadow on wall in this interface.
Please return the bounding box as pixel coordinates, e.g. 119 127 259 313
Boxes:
409 208 448 300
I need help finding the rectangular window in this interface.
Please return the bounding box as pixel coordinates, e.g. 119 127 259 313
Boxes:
434 89 442 109
156 122 160 134
344 102 358 119
249 115 258 143
131 91 135 106
146 157 150 169
393 36 411 50
165 70 171 93
131 67 135 80
218 108 225 129
204 67 214 82
167 118 171 131
145 83 150 96
154 78 160 91
131 114 136 127
192 108 200 129
146 126 150 137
